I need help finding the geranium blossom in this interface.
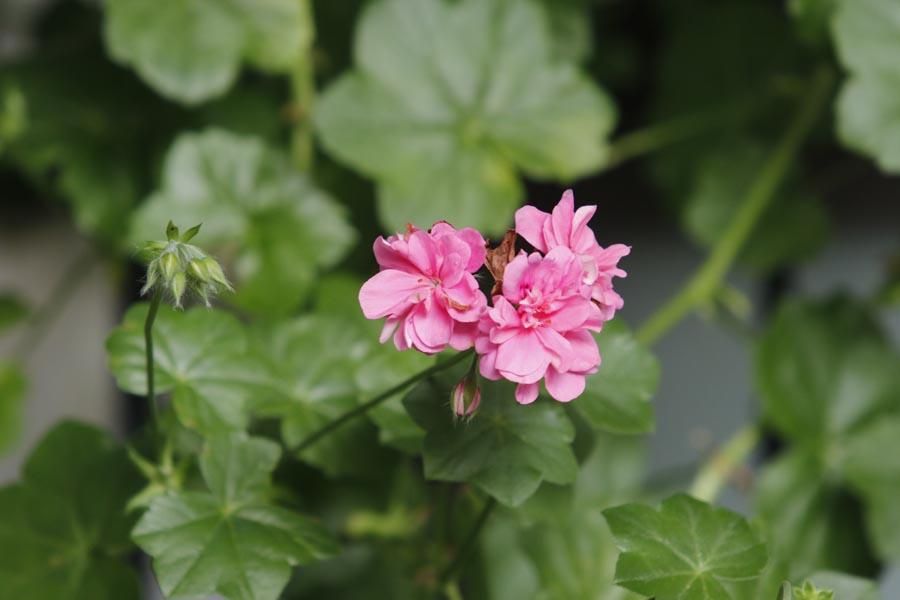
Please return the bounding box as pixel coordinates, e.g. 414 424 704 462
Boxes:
515 189 630 320
476 247 604 404
359 222 487 353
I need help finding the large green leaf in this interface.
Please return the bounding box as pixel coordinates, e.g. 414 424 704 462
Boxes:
576 321 659 434
257 315 389 477
106 303 278 435
133 433 338 600
130 129 356 316
403 368 578 506
0 421 141 599
0 294 28 334
0 361 25 455
755 297 900 566
103 0 311 104
832 0 900 172
603 494 767 600
314 0 616 234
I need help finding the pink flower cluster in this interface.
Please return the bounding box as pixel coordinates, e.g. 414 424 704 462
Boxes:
359 191 629 404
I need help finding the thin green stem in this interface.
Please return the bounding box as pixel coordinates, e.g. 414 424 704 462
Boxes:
290 350 473 454
290 0 316 171
605 100 759 169
144 291 163 427
690 425 760 503
438 497 497 593
13 248 97 358
635 67 835 347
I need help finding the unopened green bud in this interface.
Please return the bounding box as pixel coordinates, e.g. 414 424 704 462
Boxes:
160 252 179 280
166 221 180 241
202 257 232 290
790 581 834 600
188 259 211 283
171 271 186 307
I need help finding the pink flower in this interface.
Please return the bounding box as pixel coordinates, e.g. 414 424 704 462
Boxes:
476 247 603 404
515 189 630 321
359 222 488 354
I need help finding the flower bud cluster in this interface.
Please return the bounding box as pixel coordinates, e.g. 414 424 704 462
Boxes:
139 222 233 308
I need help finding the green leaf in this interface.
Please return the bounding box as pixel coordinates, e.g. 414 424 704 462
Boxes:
130 129 356 316
106 303 277 435
576 321 659 434
789 0 836 44
103 0 311 104
133 433 338 600
832 0 900 172
0 361 25 455
403 368 578 506
756 298 896 447
684 141 829 271
315 0 616 234
0 294 28 333
258 315 389 477
603 494 768 600
801 572 879 600
0 421 141 599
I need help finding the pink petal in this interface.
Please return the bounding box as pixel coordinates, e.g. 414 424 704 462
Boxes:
570 205 598 254
449 321 478 351
407 298 453 353
500 251 532 302
359 270 429 319
544 368 586 402
407 230 441 276
478 349 501 380
535 327 574 371
514 205 549 253
564 329 601 373
515 383 540 405
372 236 414 272
455 227 488 272
548 296 591 332
495 332 550 383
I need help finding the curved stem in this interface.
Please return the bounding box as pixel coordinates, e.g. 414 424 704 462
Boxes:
290 350 473 454
144 291 162 427
690 425 760 503
635 67 835 347
438 497 496 593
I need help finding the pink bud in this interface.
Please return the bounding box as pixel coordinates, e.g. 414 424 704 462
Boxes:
452 377 481 418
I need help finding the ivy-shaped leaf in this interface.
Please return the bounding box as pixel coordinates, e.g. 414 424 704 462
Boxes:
576 321 659 434
133 433 339 600
0 421 141 599
0 361 25 455
106 303 278 435
314 0 616 234
403 368 578 506
832 0 900 172
130 129 356 316
103 0 311 104
603 494 768 600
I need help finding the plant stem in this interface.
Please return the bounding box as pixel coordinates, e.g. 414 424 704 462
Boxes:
690 425 760 503
438 497 497 593
635 67 835 347
605 100 758 169
14 247 97 358
290 0 316 171
144 291 163 427
290 351 473 454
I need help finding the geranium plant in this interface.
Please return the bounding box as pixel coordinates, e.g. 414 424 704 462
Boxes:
0 0 899 599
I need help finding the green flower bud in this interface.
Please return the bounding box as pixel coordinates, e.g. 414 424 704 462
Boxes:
791 581 834 600
138 222 232 309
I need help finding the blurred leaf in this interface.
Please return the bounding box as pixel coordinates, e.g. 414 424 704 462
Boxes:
404 368 578 506
315 0 616 234
539 0 593 62
0 294 28 333
576 321 659 434
0 362 25 456
603 494 767 600
832 0 900 172
0 421 141 599
133 433 338 600
258 315 389 477
801 572 879 600
106 303 277 435
103 0 311 104
789 0 836 45
130 129 356 316
0 85 27 151
755 449 877 578
684 141 829 271
756 298 896 447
